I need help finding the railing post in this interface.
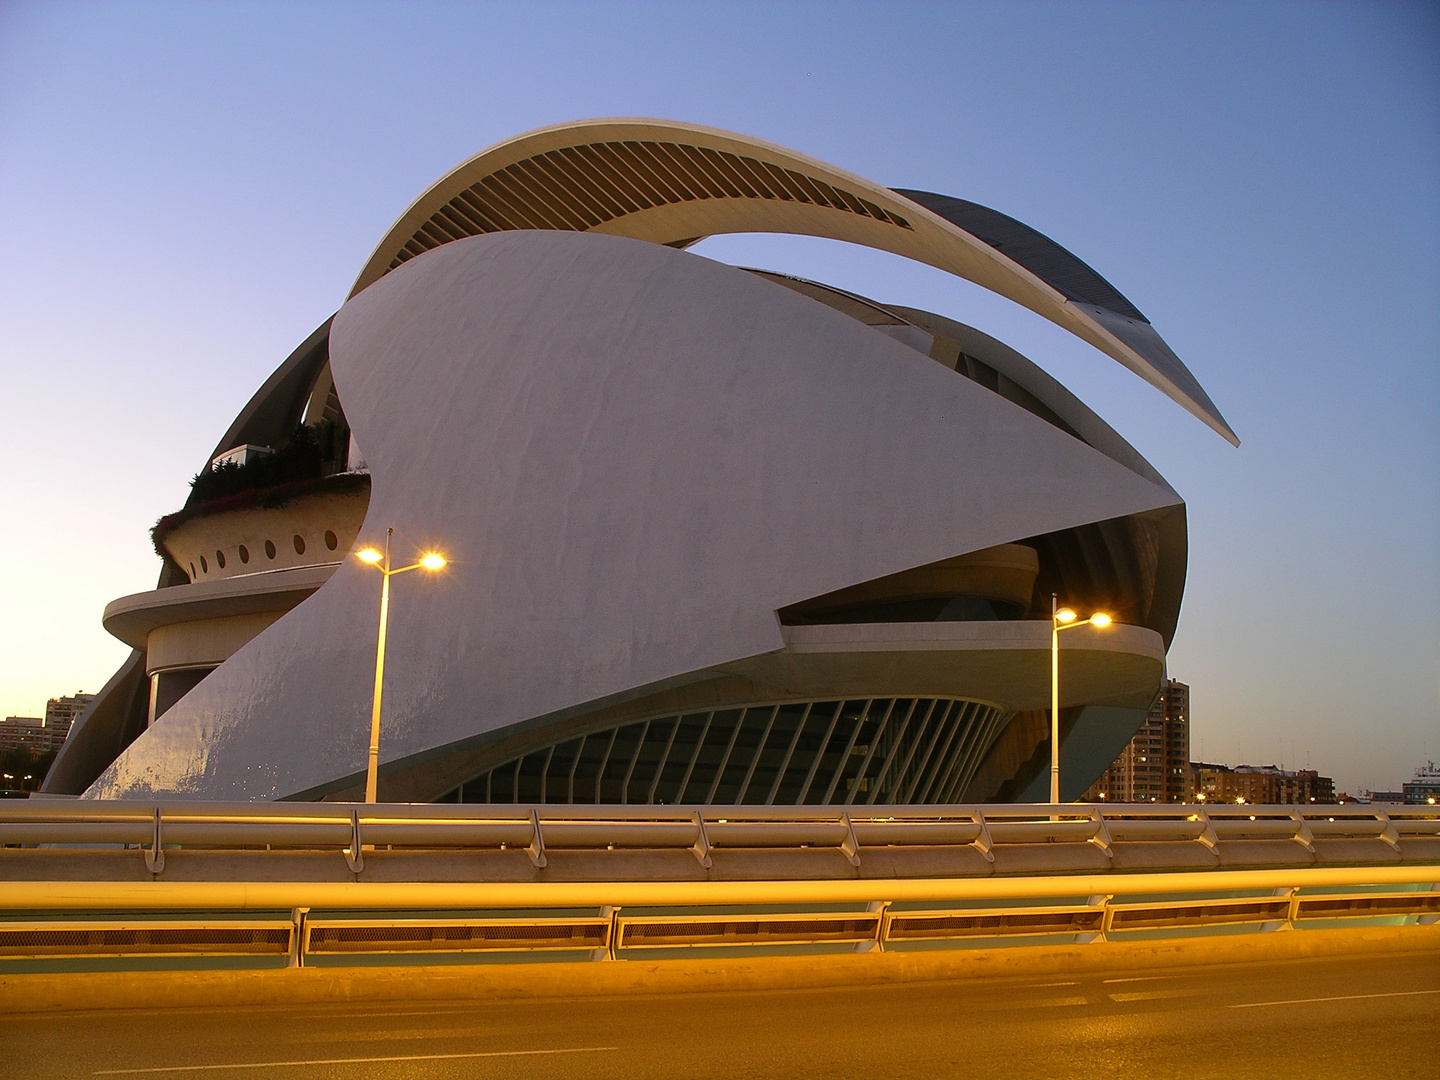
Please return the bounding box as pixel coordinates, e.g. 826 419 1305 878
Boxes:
858 899 889 953
1088 807 1114 860
594 905 620 961
1195 806 1221 858
1376 809 1402 853
690 810 713 868
1289 808 1316 855
840 812 861 867
1077 893 1111 943
1262 887 1296 932
144 807 164 875
972 810 995 864
343 809 364 873
288 906 309 967
526 808 547 869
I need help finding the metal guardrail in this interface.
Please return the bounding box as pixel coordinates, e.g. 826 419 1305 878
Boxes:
3 800 1437 871
2 802 1436 966
0 884 1436 964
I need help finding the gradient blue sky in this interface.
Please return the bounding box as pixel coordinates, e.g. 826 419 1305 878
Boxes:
1 1 1435 793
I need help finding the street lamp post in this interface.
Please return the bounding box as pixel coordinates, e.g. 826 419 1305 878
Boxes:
355 529 446 803
1049 594 1112 805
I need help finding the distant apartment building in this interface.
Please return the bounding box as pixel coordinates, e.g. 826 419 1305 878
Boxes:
1083 679 1190 803
1360 790 1407 805
0 693 93 754
1403 762 1440 805
1192 762 1336 805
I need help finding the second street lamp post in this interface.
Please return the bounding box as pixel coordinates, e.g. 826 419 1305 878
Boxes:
1049 594 1112 805
355 529 447 804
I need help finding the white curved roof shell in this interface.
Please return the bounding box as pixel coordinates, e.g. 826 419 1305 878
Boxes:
353 118 1235 445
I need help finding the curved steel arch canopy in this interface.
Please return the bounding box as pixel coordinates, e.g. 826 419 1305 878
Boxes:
352 118 1236 445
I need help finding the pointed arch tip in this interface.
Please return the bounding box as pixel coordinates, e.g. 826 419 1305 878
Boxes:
349 117 1237 446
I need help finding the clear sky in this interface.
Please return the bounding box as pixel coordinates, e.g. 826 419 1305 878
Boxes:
1 1 1435 794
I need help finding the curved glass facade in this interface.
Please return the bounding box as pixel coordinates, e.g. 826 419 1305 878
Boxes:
440 697 1010 806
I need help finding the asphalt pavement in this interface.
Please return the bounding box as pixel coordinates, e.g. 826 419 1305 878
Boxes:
3 949 1436 1079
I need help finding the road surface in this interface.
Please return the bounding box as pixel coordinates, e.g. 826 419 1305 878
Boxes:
3 950 1436 1078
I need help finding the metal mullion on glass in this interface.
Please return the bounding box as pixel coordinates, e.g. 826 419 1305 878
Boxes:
869 698 936 805
841 699 899 806
889 699 939 805
510 758 522 804
821 699 877 806
765 703 813 805
645 717 681 804
795 702 843 806
943 702 996 804
593 728 619 804
618 720 651 805
891 698 941 803
940 705 996 804
538 744 556 804
950 706 1006 804
733 706 779 805
903 701 956 804
855 698 917 806
918 701 977 805
704 709 748 804
941 701 991 803
566 735 588 803
917 701 971 804
673 712 713 804
950 707 1008 803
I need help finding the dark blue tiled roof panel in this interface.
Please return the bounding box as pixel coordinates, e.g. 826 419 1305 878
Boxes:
893 189 1148 324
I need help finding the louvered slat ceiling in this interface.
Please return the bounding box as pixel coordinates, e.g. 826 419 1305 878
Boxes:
386 140 913 274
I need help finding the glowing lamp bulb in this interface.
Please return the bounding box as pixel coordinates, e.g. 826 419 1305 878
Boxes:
1090 612 1113 628
1055 608 1077 624
356 548 383 564
419 553 447 571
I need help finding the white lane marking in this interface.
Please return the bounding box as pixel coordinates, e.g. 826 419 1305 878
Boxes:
1103 975 1182 985
94 1046 618 1075
1229 989 1440 1009
1031 996 1089 1007
1109 988 1209 1003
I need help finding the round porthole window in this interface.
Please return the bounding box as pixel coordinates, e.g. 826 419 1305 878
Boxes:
215 549 226 569
238 545 249 564
293 534 306 555
264 540 276 559
199 555 208 573
324 530 338 551
189 563 197 580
